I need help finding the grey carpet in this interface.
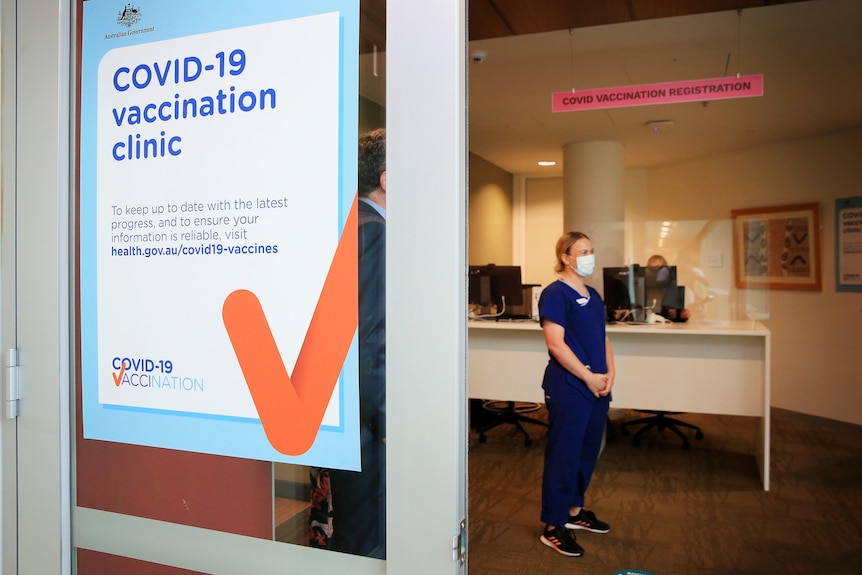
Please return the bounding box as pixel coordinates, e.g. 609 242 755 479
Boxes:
467 408 862 575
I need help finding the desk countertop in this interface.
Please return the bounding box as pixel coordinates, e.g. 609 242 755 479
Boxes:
468 318 769 337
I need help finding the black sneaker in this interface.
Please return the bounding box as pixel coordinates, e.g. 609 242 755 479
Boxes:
565 509 610 533
540 525 584 557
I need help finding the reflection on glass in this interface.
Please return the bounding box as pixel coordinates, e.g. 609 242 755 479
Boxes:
627 219 769 322
274 1 387 559
518 208 770 323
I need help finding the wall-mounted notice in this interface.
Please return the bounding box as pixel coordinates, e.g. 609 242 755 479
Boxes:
80 0 361 469
836 196 862 292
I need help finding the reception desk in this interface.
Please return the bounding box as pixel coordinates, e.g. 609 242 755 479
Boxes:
468 319 771 490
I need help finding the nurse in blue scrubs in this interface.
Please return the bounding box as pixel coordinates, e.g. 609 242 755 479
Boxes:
538 231 615 558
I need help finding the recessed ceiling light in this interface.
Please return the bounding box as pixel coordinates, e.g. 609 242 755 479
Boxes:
537 160 556 166
645 120 674 132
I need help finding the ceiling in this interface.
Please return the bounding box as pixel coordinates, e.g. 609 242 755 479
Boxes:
467 0 809 41
360 0 862 175
466 0 862 174
360 1 810 52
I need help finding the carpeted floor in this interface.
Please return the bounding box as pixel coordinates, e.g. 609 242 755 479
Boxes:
467 407 862 575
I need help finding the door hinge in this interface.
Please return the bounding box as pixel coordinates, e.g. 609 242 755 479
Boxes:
452 519 466 565
4 349 20 419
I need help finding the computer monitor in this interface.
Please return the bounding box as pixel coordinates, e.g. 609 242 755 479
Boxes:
604 264 686 323
602 265 646 322
468 264 525 318
645 265 685 318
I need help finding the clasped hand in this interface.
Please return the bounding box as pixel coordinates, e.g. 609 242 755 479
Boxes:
586 372 613 398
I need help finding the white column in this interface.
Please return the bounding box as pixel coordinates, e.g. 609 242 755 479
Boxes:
624 168 649 265
562 141 625 283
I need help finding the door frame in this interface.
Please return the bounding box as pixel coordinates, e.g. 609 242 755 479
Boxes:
1 0 21 572
7 0 75 572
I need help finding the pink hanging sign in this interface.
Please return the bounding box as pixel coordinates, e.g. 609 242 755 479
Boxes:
552 74 763 113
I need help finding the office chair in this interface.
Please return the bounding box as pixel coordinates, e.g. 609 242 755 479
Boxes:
621 410 703 449
476 400 548 447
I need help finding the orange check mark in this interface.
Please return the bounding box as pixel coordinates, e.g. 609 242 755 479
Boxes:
112 364 125 386
222 197 358 456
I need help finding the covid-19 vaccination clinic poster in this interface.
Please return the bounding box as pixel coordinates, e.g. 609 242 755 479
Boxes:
80 0 362 470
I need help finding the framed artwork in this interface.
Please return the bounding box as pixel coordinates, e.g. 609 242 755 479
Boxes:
731 203 822 290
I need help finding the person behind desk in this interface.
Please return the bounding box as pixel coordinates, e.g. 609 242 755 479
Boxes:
646 254 690 321
538 231 615 557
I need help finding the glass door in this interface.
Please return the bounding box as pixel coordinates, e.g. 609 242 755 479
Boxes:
7 0 467 573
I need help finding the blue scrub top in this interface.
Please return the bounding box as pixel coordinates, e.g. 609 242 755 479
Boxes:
538 279 608 395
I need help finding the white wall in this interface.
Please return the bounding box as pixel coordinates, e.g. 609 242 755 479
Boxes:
648 127 862 426
469 152 513 266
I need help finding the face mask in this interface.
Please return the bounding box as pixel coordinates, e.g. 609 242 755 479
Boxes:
575 254 595 277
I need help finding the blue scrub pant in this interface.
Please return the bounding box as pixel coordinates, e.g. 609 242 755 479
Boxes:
540 378 610 527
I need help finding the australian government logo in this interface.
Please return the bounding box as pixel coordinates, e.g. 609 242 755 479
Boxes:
106 3 155 40
117 3 142 27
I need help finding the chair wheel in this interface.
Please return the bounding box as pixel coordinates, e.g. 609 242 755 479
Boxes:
695 431 704 440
